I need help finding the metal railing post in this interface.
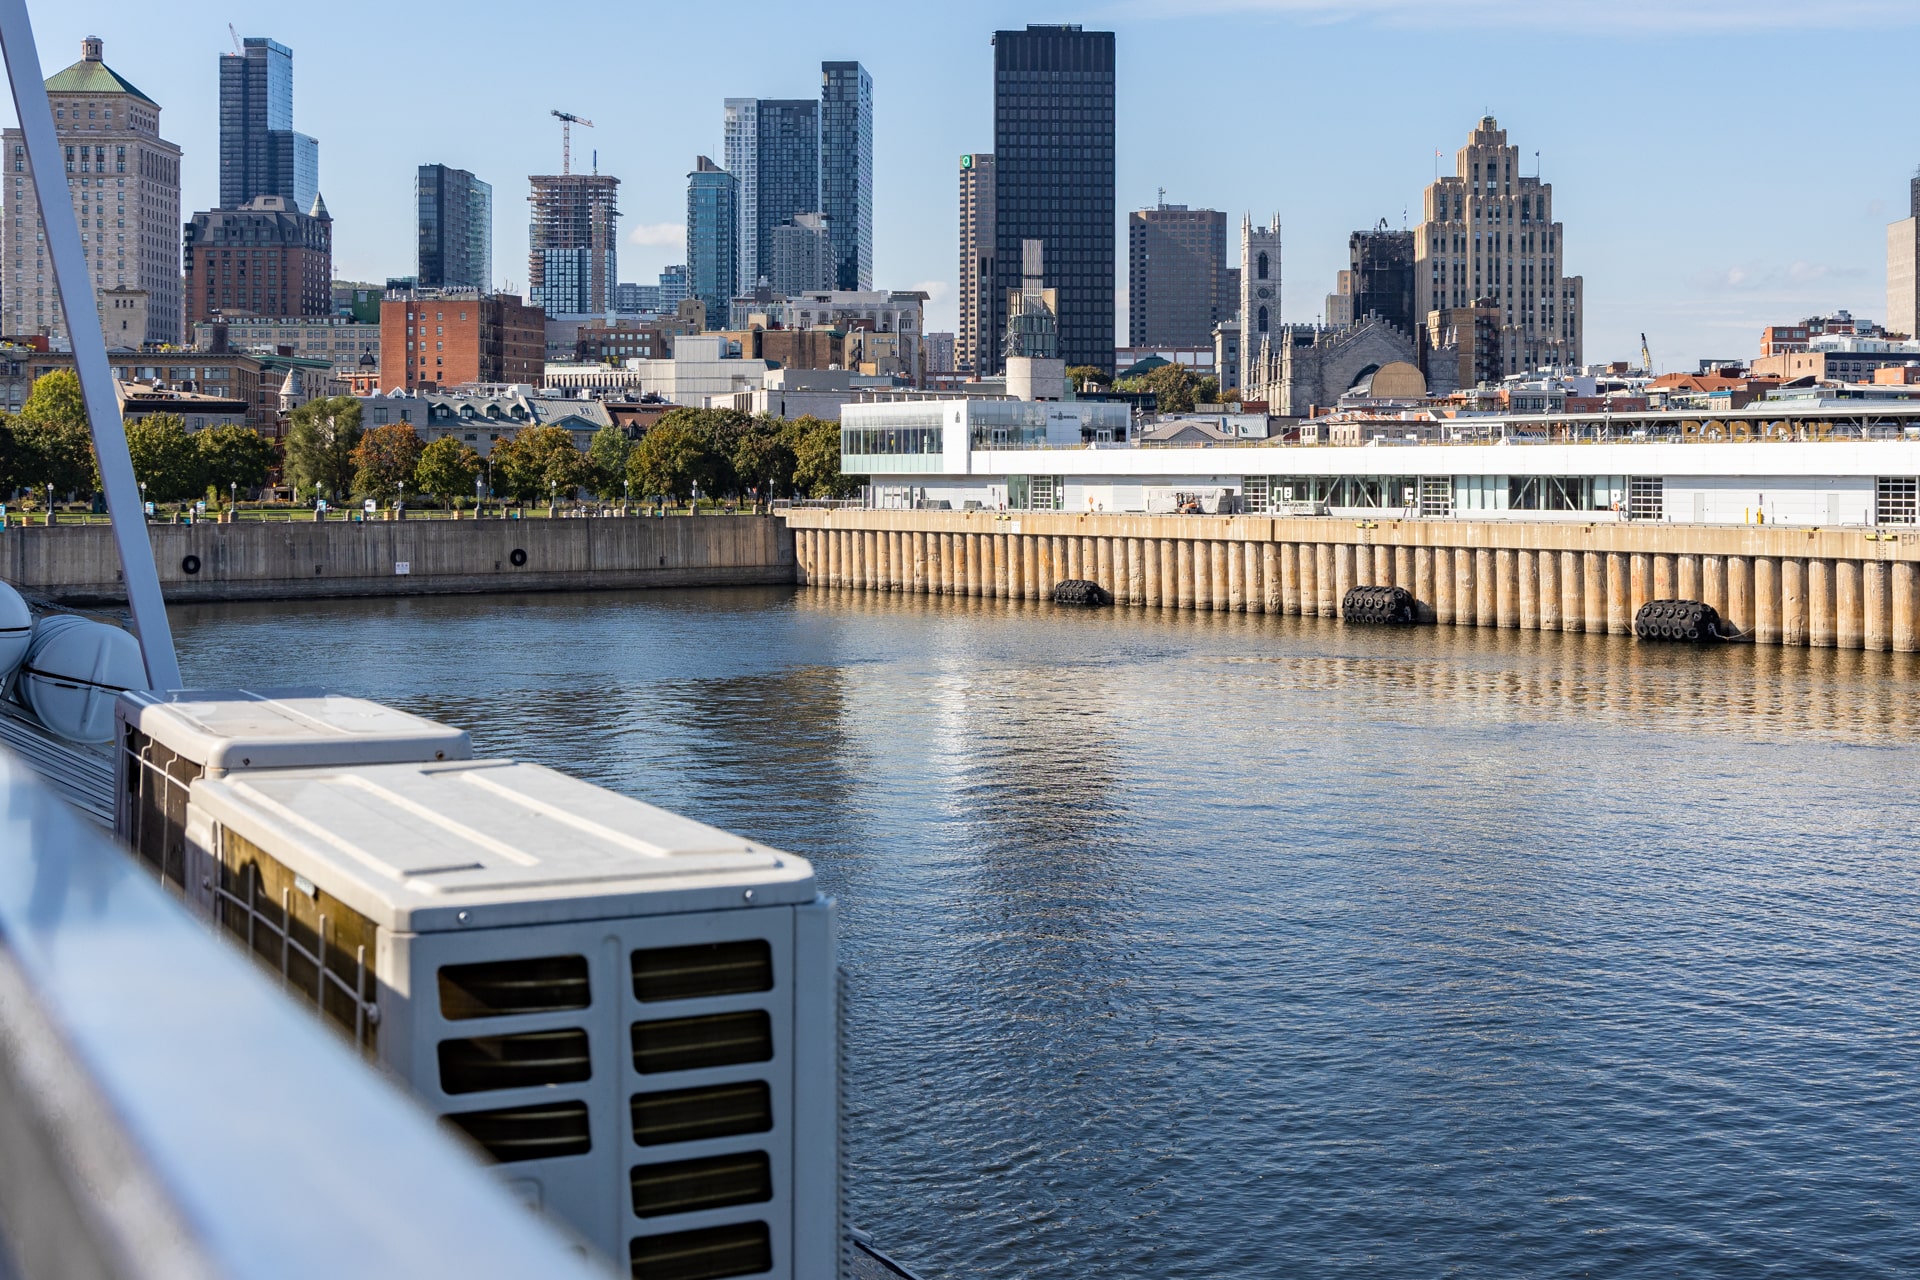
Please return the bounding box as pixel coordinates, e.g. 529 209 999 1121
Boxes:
0 3 181 690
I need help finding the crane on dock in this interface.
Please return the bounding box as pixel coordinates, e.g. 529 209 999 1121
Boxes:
550 109 593 175
1640 332 1654 375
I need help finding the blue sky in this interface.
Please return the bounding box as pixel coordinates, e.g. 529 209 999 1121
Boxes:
22 0 1920 371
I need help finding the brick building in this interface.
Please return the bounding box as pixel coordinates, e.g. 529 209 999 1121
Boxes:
378 290 543 391
183 193 332 324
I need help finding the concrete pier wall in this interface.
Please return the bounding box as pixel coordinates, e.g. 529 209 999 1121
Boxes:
1 516 795 605
785 510 1920 652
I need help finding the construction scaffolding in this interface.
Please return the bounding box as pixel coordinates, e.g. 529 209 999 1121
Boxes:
526 173 620 315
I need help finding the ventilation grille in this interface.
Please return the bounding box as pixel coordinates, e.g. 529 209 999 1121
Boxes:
632 1082 772 1147
632 940 773 1003
632 1011 772 1076
631 1152 772 1219
443 1101 592 1163
439 954 590 1020
438 1028 592 1095
629 1221 772 1280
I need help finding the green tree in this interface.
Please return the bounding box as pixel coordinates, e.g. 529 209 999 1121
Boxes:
16 371 98 499
1066 364 1111 388
626 421 717 506
195 423 275 498
1194 375 1222 405
350 423 426 502
282 395 362 500
1137 362 1199 414
784 415 861 500
584 422 634 499
0 414 26 498
490 424 587 503
730 423 797 506
124 414 206 503
413 436 483 508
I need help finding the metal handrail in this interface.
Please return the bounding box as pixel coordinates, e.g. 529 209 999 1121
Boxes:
0 746 614 1279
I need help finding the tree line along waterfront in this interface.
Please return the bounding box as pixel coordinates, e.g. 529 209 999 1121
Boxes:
0 372 862 520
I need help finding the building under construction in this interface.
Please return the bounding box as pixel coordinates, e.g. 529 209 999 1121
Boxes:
527 173 619 316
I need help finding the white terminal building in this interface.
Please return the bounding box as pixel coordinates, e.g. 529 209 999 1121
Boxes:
842 398 1920 526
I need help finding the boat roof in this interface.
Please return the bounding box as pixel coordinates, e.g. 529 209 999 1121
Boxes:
189 759 816 932
118 688 472 774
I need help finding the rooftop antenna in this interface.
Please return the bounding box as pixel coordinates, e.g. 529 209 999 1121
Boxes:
550 109 594 175
1157 186 1166 208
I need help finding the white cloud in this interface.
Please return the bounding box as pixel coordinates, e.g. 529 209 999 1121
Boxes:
910 280 951 305
627 222 683 248
1122 0 1919 30
1688 260 1865 293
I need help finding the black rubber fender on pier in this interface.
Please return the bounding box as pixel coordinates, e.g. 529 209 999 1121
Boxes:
1340 585 1421 625
1633 599 1730 642
1052 579 1112 607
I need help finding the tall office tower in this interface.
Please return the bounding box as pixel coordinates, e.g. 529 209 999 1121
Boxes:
182 194 334 324
686 157 739 330
1127 203 1230 348
527 174 619 316
658 264 689 309
2 37 182 345
991 25 1116 375
957 153 995 374
1347 222 1417 337
1414 116 1582 375
417 164 492 291
820 61 873 291
723 98 820 288
771 213 834 295
1888 169 1920 340
219 36 318 211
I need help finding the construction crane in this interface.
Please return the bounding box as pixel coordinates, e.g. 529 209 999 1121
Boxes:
227 23 243 55
1640 332 1654 375
550 110 594 176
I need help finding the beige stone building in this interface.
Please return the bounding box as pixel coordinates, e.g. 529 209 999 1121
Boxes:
3 37 182 347
1888 173 1918 341
1414 117 1580 380
957 152 995 374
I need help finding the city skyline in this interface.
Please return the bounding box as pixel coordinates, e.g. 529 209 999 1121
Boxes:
10 0 1920 369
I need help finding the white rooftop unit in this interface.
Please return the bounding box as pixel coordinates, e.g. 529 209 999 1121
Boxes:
177 756 839 1280
114 688 474 889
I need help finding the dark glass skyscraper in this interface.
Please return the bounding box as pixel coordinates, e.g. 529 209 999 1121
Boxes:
991 25 1115 374
686 157 739 330
218 36 317 210
416 164 493 291
820 61 872 291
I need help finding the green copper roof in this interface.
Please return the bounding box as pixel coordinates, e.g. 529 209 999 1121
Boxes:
45 56 156 106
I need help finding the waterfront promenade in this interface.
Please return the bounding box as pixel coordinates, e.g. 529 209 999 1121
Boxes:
788 509 1920 651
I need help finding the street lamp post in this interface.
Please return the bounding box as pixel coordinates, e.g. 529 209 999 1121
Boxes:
624 477 630 516
229 480 236 521
45 482 53 527
397 480 405 521
139 480 147 521
549 478 557 519
475 475 485 520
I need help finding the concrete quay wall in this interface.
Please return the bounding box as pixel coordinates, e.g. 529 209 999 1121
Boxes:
785 509 1920 652
0 516 795 605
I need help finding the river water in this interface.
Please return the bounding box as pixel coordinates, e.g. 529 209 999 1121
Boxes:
170 586 1920 1279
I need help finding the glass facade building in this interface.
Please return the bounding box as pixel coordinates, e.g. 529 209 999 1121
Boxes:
686 158 738 331
219 37 317 210
724 99 819 288
416 164 492 291
991 26 1115 375
820 62 873 292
